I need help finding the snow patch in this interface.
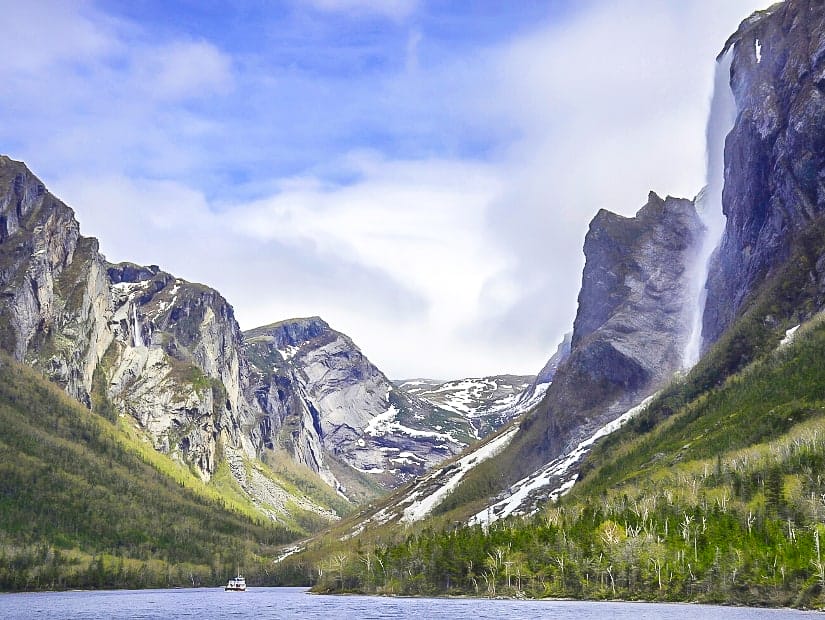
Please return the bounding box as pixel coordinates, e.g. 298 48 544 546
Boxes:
365 404 457 442
400 426 519 523
365 405 399 436
780 324 800 347
273 545 304 564
278 344 300 361
352 464 385 474
390 451 424 465
112 281 148 294
470 394 658 527
755 38 762 63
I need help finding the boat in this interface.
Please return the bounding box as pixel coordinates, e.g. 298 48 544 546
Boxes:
225 574 247 591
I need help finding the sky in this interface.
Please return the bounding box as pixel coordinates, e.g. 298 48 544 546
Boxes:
0 0 771 379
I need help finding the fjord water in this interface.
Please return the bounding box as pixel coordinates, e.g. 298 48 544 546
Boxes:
0 588 818 619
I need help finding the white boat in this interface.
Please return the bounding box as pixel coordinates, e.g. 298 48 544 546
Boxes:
225 574 247 591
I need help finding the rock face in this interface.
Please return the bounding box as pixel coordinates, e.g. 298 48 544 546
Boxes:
0 157 111 408
245 318 479 497
488 193 702 497
104 262 261 476
704 0 825 346
0 156 263 483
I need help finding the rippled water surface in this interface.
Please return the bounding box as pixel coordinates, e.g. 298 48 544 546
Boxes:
0 587 820 619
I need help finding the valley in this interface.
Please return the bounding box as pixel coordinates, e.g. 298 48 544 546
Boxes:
2 0 825 610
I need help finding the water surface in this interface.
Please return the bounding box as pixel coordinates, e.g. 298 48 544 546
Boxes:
0 587 819 619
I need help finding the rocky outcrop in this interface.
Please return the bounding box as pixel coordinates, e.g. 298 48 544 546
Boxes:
103 262 261 475
704 0 825 346
245 317 477 496
0 157 116 410
567 194 701 396
494 192 702 490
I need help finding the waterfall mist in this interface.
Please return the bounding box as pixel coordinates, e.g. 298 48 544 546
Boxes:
683 49 737 369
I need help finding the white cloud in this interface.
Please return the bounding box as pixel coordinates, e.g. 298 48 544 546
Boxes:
133 40 234 101
0 1 117 76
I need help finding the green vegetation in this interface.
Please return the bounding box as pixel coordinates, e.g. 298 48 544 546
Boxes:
303 319 825 608
0 351 307 591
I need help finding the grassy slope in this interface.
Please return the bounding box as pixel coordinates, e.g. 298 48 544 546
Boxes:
0 351 315 590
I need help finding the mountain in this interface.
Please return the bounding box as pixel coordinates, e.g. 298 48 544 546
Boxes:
0 156 352 531
245 317 520 499
0 157 509 527
308 192 702 540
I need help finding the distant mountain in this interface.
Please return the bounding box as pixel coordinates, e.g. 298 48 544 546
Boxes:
245 318 523 498
396 373 541 437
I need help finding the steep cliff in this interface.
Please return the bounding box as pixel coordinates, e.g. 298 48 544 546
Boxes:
102 262 261 477
0 157 340 525
0 156 111 407
245 317 478 497
704 0 825 346
463 192 702 516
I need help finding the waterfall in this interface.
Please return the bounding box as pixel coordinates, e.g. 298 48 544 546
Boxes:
683 49 737 369
133 303 144 348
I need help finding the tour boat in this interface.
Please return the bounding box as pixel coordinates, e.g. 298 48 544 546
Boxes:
225 574 247 591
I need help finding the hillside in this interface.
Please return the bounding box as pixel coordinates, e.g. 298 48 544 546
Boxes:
0 351 341 590
302 300 825 608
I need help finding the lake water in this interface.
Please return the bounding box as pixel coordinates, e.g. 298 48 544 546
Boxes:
0 587 820 619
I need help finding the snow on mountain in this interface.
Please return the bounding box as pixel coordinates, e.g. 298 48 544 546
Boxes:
469 394 658 528
396 374 543 437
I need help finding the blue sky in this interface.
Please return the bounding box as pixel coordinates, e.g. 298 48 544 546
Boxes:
1 0 770 378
